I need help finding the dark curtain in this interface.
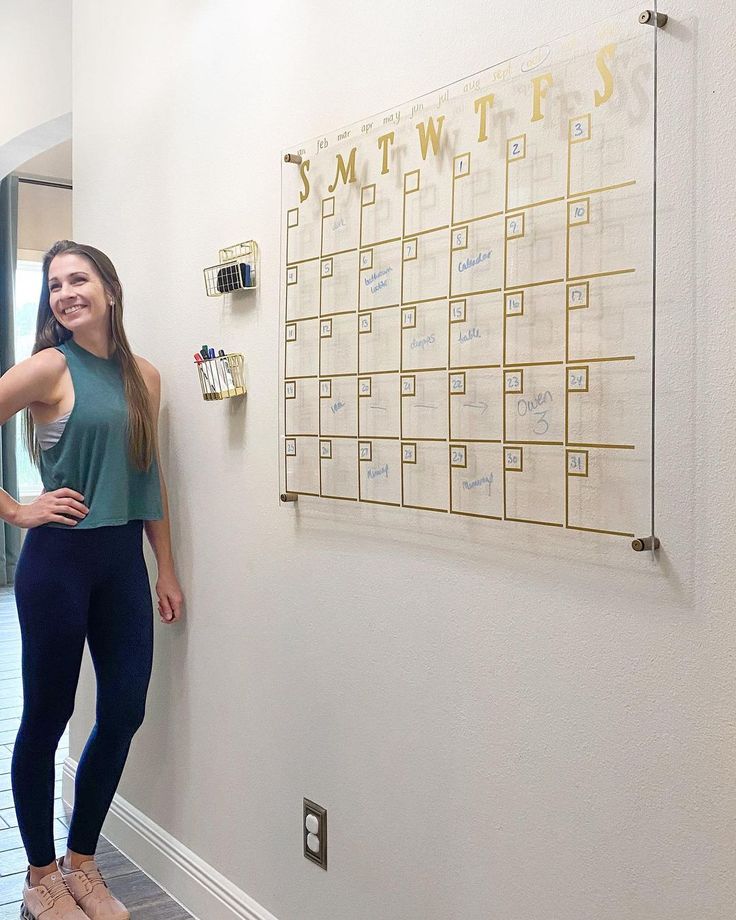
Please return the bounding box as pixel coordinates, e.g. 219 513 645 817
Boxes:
0 175 20 586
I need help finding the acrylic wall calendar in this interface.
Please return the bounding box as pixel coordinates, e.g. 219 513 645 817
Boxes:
279 6 658 541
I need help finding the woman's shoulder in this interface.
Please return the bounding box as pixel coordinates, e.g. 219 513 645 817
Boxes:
133 354 159 376
31 343 67 360
0 346 69 423
133 354 160 390
25 344 69 376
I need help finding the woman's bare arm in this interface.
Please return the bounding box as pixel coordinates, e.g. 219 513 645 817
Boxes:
0 351 87 526
136 356 183 622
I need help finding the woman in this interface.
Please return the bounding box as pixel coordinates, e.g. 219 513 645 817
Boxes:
0 240 184 920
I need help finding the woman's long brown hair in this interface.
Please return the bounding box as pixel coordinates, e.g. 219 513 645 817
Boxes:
23 239 157 472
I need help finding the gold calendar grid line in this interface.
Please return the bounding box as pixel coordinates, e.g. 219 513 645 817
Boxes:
321 246 359 259
564 123 572 528
445 180 639 234
451 210 504 227
447 172 456 510
564 125 572 527
504 277 563 292
358 189 365 251
448 364 502 370
359 303 401 313
318 207 325 497
569 179 637 200
505 517 564 528
356 368 400 376
504 440 565 446
292 435 561 444
400 436 447 443
286 255 320 267
567 268 636 282
506 195 565 215
567 442 636 450
572 355 636 364
401 175 408 239
505 360 563 368
401 294 450 306
283 300 288 493
567 524 636 538
404 224 449 239
450 156 458 229
359 235 403 249
401 365 450 373
505 276 566 292
449 438 502 444
501 156 510 467
450 285 502 300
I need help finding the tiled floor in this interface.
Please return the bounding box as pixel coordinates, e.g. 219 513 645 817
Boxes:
0 586 194 919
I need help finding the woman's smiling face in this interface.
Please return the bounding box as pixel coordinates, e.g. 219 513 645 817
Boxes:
48 252 111 333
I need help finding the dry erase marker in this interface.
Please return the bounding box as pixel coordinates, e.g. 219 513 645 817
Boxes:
195 353 215 392
206 348 220 389
217 349 236 391
196 350 218 393
195 353 216 393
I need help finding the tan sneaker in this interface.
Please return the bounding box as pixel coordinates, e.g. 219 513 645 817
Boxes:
20 866 90 920
57 856 129 920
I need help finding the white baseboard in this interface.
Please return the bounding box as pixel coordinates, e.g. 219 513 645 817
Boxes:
62 758 281 920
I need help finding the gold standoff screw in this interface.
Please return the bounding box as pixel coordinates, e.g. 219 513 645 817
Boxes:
639 10 668 26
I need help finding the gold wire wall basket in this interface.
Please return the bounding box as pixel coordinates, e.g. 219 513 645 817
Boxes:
203 241 259 296
196 353 246 401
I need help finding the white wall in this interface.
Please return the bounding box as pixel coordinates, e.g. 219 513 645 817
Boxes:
70 3 736 919
0 0 72 180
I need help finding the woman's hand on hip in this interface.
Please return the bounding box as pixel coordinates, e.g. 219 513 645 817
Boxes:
156 569 184 624
13 488 89 528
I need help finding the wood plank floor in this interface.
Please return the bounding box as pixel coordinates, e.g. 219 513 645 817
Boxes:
0 586 195 919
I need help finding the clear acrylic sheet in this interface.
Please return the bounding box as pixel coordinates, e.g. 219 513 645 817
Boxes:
279 6 657 544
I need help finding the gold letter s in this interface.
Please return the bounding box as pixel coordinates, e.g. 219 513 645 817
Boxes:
299 159 310 203
594 44 616 107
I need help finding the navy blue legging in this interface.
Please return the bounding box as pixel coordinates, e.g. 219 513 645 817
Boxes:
11 519 153 868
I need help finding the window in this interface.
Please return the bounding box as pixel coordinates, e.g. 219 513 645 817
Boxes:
14 259 43 499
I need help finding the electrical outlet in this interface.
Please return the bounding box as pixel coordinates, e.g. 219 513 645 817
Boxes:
304 798 327 869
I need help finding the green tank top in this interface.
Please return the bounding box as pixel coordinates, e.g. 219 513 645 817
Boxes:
39 337 163 529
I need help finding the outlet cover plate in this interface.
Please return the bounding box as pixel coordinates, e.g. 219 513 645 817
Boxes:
303 798 327 869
